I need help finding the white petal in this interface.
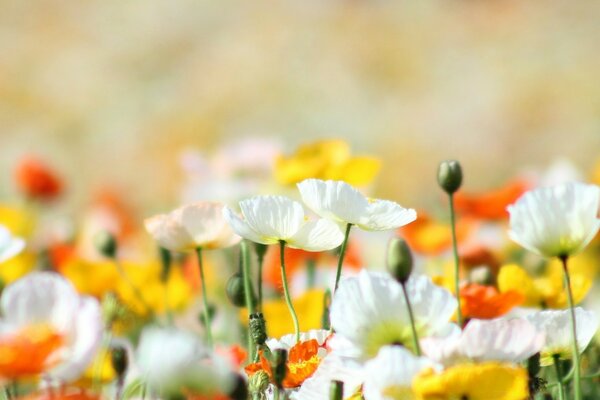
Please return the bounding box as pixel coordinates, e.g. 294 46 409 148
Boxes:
48 296 103 382
240 196 305 240
1 272 79 333
144 213 195 252
287 218 344 252
297 179 370 225
0 225 25 263
179 202 241 249
361 200 417 231
223 206 274 245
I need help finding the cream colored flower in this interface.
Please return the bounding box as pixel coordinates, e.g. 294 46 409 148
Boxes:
145 201 241 252
525 308 599 365
421 318 544 366
297 179 416 231
507 182 600 258
329 270 457 359
223 195 344 251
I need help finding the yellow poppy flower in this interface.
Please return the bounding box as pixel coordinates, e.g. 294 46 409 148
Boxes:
413 362 528 400
240 289 325 338
0 251 37 285
274 139 380 186
498 253 594 308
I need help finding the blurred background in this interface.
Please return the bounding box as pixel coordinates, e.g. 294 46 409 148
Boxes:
1 0 599 215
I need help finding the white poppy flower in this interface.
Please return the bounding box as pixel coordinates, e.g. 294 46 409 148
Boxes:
291 354 364 400
266 329 330 355
136 327 234 397
507 182 600 258
145 201 241 252
297 179 417 231
0 225 25 263
363 345 438 400
0 272 102 382
329 270 457 359
525 308 599 366
421 318 544 366
223 195 344 251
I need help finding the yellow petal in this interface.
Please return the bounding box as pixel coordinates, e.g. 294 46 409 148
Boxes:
497 264 541 307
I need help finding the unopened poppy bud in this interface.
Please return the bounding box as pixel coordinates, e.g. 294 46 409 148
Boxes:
254 243 268 260
111 345 128 378
249 312 268 346
271 349 288 388
330 380 343 400
469 266 493 285
198 304 216 327
159 247 171 282
226 273 247 307
387 237 413 284
437 160 463 194
249 370 270 395
94 230 117 259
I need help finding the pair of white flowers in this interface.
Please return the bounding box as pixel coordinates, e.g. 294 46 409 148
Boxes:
145 179 416 253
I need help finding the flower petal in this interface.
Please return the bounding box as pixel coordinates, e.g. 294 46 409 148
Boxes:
287 219 344 252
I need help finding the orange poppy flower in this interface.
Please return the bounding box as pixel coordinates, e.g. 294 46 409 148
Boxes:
460 283 524 320
14 156 63 201
263 242 362 291
216 344 248 369
399 211 475 255
454 179 531 220
245 339 322 389
0 324 63 379
19 391 100 400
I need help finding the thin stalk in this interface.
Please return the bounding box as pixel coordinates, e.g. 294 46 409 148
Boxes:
196 247 213 347
279 241 300 343
448 194 463 327
333 224 353 292
256 251 265 312
114 259 153 317
553 354 566 400
306 258 316 289
401 283 421 356
561 255 581 400
240 241 256 360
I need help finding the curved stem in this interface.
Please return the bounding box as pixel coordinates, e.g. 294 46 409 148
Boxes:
553 354 566 400
334 224 353 292
401 282 421 356
448 194 463 328
561 255 581 400
196 247 213 348
280 241 300 343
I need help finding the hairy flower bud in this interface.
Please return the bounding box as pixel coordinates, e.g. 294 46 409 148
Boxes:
437 160 463 195
249 312 268 346
249 370 270 395
387 237 413 284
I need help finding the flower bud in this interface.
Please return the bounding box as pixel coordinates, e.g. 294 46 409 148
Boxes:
469 266 493 285
159 247 171 282
94 230 117 259
330 380 343 400
228 373 249 400
249 370 270 395
271 349 288 388
437 160 463 194
249 312 268 346
111 345 128 378
386 237 413 284
254 243 268 260
226 273 247 307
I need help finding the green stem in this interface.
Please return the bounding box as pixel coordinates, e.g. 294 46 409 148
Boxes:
306 258 316 289
196 247 213 348
561 255 581 400
240 241 256 360
554 354 566 400
448 194 463 327
334 224 353 292
401 282 421 356
257 252 265 312
279 241 300 343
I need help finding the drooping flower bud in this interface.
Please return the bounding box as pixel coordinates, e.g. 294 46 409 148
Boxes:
330 380 343 400
226 273 247 307
271 349 288 389
249 312 268 346
249 370 270 397
386 237 413 284
437 160 463 195
94 230 117 259
111 345 128 379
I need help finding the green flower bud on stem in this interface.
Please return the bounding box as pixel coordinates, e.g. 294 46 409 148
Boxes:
159 247 171 282
249 370 270 396
249 312 268 346
386 237 413 284
94 230 117 259
329 380 343 400
111 345 128 378
254 243 268 260
226 272 248 307
437 160 463 194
